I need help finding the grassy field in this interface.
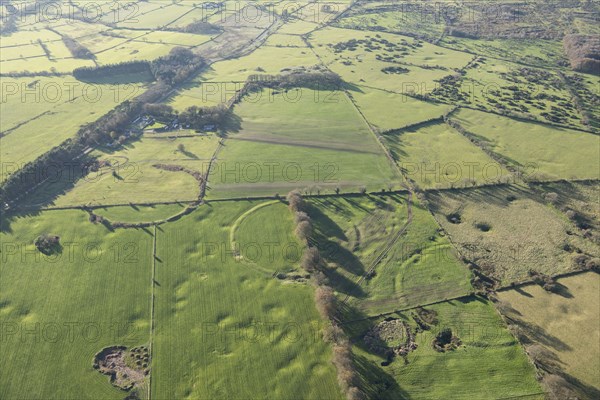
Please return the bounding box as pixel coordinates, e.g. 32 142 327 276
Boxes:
0 209 153 399
152 201 342 399
91 204 189 224
208 139 401 199
383 122 511 189
432 59 585 129
427 185 599 285
45 135 220 207
498 272 600 397
230 88 380 152
351 297 543 400
348 86 451 132
440 37 568 69
452 108 600 181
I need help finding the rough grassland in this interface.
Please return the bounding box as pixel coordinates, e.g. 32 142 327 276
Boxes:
152 201 342 399
427 186 599 285
452 109 600 181
498 272 600 394
0 210 152 399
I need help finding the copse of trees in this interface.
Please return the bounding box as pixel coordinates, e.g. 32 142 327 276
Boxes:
73 61 152 81
151 47 205 85
179 105 229 129
246 71 344 92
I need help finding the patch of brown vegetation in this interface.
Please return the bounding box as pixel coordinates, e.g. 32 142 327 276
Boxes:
563 34 600 75
93 345 149 392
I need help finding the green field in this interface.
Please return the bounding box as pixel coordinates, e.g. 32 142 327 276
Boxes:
349 86 450 132
307 194 472 315
498 272 600 397
0 210 153 399
152 201 342 399
383 122 512 189
451 109 600 181
45 135 220 207
351 297 543 400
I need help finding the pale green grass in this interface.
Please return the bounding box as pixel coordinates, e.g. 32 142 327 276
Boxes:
383 122 512 189
152 201 343 399
231 88 380 152
354 297 543 400
452 108 600 181
92 204 188 224
349 86 450 131
208 139 401 199
0 209 152 400
51 135 220 207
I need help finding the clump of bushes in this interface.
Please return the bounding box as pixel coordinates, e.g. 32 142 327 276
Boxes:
34 234 61 255
528 270 559 292
432 328 461 352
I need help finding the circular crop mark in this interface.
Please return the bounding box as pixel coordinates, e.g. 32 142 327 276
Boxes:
446 213 462 224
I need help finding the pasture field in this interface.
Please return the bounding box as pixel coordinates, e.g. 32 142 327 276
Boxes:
230 88 378 151
307 194 472 315
264 33 308 47
201 44 321 82
49 135 220 207
427 185 599 285
382 122 512 189
451 108 600 181
152 201 342 399
208 138 401 199
0 209 153 400
351 297 543 400
335 2 445 42
348 86 451 132
497 272 600 397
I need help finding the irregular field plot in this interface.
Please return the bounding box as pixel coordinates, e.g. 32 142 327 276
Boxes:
498 272 600 395
452 109 600 181
50 135 220 207
383 122 511 189
308 27 470 93
152 201 342 399
92 204 188 224
308 195 471 315
349 86 451 131
427 186 599 285
0 210 152 400
352 297 542 400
